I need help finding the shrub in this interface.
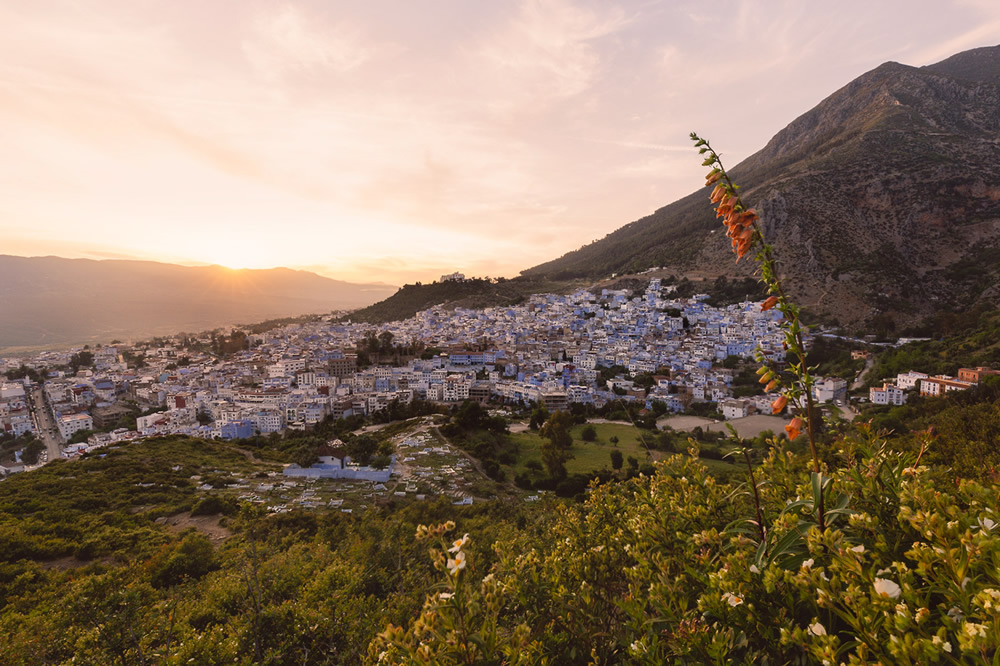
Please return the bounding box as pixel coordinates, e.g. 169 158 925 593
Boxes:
190 495 238 516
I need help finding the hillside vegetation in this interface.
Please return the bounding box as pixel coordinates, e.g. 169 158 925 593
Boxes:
346 277 577 324
868 305 1000 384
0 375 998 662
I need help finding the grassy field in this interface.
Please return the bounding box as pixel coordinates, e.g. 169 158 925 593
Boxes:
504 423 733 475
505 421 742 478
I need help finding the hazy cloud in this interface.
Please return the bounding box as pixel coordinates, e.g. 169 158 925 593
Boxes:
242 4 379 79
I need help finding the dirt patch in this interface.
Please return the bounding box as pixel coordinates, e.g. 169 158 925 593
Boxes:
156 512 232 544
658 415 716 431
659 414 790 439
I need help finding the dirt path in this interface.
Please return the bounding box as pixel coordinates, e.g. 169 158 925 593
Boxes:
430 426 518 495
156 512 232 544
852 355 875 390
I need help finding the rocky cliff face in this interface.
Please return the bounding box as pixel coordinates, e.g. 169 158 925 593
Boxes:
524 45 1000 330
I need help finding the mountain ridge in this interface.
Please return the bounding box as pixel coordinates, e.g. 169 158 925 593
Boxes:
521 45 1000 331
0 255 396 350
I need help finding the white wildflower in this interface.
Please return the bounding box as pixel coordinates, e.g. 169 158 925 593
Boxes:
873 578 901 599
721 592 743 607
963 622 987 638
447 551 466 575
448 533 470 553
809 622 826 636
932 635 952 653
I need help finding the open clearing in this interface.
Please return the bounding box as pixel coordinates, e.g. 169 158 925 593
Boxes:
660 414 790 439
502 422 739 477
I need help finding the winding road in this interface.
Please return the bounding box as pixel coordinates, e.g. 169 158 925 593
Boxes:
851 355 876 391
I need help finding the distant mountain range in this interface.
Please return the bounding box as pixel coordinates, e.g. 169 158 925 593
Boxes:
522 45 1000 331
0 256 395 350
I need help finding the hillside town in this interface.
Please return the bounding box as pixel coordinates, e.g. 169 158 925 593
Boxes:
1 279 997 477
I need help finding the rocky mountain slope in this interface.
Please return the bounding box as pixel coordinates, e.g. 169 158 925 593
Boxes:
522 45 1000 331
0 256 395 349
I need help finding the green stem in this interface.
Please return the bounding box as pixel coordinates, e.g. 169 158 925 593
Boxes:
696 134 824 529
742 448 767 550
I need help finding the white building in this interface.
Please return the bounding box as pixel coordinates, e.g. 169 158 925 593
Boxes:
919 375 975 397
59 413 94 439
813 377 848 403
869 383 906 406
721 398 752 420
442 376 471 402
896 371 928 390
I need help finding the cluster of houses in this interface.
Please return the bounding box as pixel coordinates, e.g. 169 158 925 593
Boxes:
869 366 1000 405
18 278 985 470
0 382 33 438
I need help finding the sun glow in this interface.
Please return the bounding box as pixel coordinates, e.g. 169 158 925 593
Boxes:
191 246 286 272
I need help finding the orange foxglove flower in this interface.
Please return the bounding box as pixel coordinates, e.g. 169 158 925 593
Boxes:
761 296 779 311
710 184 726 203
705 171 722 186
785 417 803 440
765 379 779 392
771 395 788 413
736 237 752 259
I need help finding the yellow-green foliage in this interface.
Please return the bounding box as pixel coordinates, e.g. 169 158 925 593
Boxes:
374 429 1000 664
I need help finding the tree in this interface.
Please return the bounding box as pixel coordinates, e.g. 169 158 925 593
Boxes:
70 429 96 444
610 449 623 471
539 411 573 480
539 411 573 451
345 434 379 466
529 406 549 430
581 425 597 442
21 439 45 465
68 351 94 373
378 331 394 354
541 440 569 481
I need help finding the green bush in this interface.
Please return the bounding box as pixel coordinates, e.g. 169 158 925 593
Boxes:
190 494 239 516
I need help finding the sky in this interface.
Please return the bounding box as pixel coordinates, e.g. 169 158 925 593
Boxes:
2 1 999 286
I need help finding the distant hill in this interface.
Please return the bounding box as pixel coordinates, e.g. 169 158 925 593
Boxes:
523 45 1000 332
0 256 395 349
346 276 577 324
